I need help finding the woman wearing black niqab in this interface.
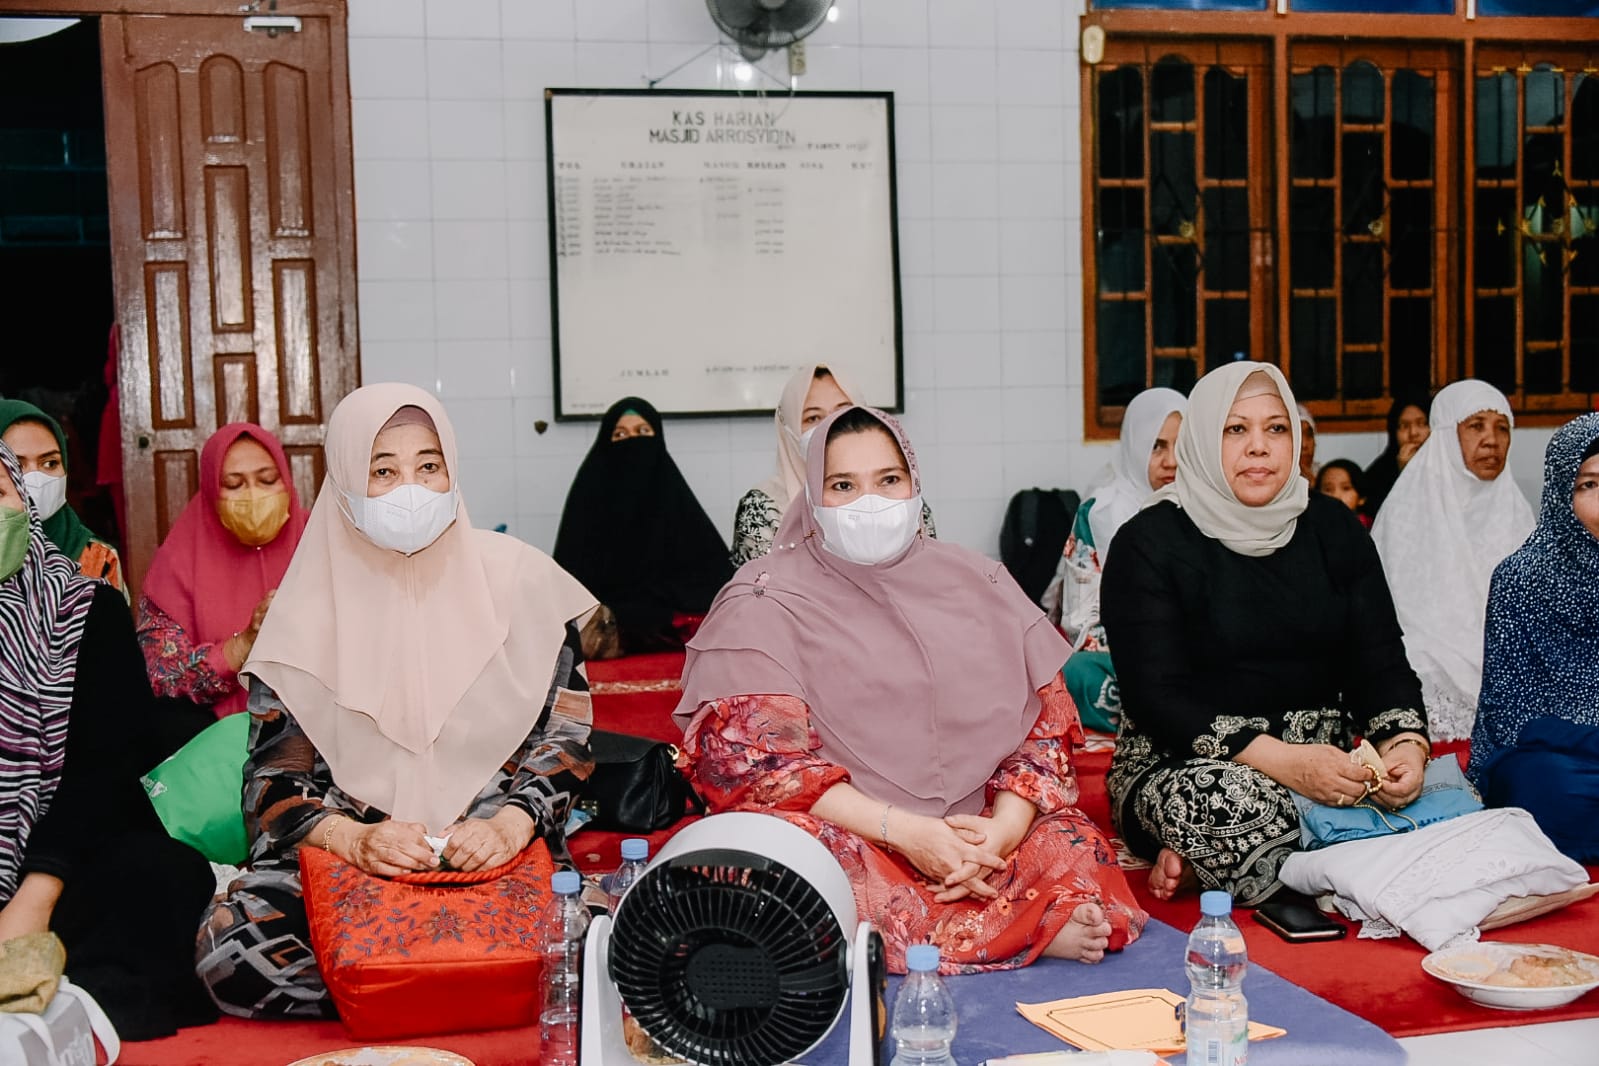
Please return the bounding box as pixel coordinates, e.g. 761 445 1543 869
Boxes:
554 398 733 655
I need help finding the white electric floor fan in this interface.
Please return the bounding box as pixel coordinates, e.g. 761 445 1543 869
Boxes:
581 811 882 1066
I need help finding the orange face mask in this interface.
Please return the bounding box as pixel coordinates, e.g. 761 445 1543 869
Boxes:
216 489 291 547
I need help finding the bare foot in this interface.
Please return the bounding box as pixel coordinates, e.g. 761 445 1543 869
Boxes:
1043 902 1113 963
1147 848 1197 901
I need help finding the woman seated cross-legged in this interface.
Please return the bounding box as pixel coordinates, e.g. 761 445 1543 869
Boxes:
0 442 215 1040
1102 363 1430 905
676 405 1146 974
197 385 596 1019
1468 413 1599 862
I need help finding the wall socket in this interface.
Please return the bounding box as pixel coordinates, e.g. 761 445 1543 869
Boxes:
788 40 807 77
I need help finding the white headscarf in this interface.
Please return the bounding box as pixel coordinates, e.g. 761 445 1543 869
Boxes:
1371 380 1535 740
753 363 861 517
1086 387 1187 555
1148 362 1309 557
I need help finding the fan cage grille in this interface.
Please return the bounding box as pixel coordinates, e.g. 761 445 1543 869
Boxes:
609 853 850 1066
706 0 833 52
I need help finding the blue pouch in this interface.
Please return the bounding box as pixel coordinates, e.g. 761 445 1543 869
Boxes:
1293 756 1484 850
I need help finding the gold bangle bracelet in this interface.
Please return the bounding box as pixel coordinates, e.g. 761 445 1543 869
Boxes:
1386 736 1432 759
321 814 344 855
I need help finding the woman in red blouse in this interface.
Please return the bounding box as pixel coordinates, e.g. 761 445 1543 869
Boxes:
675 405 1145 975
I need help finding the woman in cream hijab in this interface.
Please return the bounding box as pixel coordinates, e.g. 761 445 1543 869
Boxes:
1372 380 1535 742
1102 363 1428 905
197 383 596 1019
730 364 935 565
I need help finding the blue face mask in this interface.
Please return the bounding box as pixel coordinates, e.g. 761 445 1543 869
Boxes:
0 506 29 583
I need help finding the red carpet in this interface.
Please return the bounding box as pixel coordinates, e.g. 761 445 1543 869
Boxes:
124 654 1599 1060
1073 749 1599 1038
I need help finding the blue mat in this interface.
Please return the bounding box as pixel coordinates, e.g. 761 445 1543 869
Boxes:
809 917 1404 1065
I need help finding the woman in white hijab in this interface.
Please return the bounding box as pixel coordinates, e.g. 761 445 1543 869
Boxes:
730 364 935 565
196 383 596 1019
1102 363 1427 905
1043 387 1185 733
1372 380 1535 742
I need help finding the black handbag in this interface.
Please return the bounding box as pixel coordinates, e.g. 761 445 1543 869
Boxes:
579 730 705 832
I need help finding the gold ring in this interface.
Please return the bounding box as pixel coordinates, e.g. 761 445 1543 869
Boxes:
1336 794 1347 806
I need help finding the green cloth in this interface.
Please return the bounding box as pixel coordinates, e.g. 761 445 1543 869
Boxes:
1063 649 1120 734
141 713 250 865
0 400 96 561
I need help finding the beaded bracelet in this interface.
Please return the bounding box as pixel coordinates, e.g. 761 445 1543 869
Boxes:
880 804 893 848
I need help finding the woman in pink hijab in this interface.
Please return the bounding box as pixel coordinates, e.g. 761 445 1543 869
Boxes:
137 423 308 746
196 384 595 1019
676 406 1145 975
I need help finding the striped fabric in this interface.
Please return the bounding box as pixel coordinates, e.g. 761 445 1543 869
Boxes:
0 441 99 902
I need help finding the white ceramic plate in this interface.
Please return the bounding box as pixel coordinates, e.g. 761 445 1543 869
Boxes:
1421 942 1599 1010
285 1048 475 1066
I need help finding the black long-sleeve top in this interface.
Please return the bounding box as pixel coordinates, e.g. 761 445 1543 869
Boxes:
21 584 165 888
1100 494 1427 762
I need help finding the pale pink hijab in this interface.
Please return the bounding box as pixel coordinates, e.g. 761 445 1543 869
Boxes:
243 384 595 832
676 406 1071 818
753 363 862 517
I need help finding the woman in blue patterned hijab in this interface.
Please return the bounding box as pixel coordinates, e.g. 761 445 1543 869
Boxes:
1468 412 1599 861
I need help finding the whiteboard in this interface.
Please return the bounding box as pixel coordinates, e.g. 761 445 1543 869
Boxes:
545 89 902 419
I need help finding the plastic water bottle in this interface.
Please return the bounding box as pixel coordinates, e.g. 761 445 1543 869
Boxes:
606 839 667 1059
607 838 649 915
1185 890 1249 1066
541 870 589 1066
890 945 957 1066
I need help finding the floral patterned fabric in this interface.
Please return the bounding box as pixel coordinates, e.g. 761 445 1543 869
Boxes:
194 623 591 1019
681 676 1146 974
136 594 236 707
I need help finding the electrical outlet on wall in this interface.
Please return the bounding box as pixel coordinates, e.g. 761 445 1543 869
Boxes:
788 40 807 77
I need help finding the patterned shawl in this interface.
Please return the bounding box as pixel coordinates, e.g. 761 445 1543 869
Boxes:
1468 413 1599 786
0 442 100 902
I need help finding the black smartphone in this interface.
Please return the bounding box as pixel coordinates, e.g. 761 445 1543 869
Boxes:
1253 900 1347 942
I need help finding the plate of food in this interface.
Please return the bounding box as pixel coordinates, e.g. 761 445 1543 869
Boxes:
1421 942 1599 1010
285 1048 475 1066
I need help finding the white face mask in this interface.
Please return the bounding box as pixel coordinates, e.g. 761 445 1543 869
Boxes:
21 470 67 521
346 483 459 555
796 425 819 457
814 493 922 566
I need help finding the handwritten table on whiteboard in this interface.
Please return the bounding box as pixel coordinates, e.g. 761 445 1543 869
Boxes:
544 89 902 419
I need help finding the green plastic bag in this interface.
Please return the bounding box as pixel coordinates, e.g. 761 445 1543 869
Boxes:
141 713 250 865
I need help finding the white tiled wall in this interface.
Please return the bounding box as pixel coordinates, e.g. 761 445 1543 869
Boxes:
347 0 1548 556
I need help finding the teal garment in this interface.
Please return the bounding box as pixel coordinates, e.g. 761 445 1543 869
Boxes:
1063 649 1119 734
1073 498 1097 549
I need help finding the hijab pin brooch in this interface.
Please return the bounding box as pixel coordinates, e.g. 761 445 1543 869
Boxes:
753 572 770 597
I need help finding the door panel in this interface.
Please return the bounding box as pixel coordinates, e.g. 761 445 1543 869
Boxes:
101 12 358 595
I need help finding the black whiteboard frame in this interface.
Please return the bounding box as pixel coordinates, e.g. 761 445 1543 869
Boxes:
543 87 904 421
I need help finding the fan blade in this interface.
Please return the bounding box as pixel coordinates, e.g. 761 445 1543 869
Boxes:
770 2 830 34
708 0 767 31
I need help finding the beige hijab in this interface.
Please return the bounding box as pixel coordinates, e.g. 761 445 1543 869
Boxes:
1148 361 1309 557
753 363 861 514
243 384 595 832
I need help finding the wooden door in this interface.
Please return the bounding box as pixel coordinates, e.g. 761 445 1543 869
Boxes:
100 9 358 594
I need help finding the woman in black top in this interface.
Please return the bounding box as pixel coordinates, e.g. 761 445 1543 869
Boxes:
0 443 215 1040
1101 364 1429 905
554 397 732 654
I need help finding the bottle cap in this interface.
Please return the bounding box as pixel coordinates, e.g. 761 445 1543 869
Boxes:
905 944 940 972
1199 890 1233 917
552 870 582 896
620 838 649 862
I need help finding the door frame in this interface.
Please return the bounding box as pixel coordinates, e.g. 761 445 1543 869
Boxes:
0 0 357 597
